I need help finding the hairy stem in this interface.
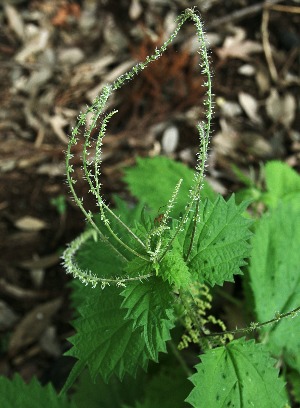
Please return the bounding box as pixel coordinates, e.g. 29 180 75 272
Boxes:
158 12 213 262
204 305 300 338
65 8 213 285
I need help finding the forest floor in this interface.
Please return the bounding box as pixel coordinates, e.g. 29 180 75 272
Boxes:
0 0 299 392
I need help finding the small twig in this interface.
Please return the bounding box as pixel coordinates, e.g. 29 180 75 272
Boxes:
0 278 50 300
206 0 283 30
279 47 300 81
268 4 300 14
261 8 279 82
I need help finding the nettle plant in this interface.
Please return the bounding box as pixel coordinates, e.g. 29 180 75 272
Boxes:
1 8 300 408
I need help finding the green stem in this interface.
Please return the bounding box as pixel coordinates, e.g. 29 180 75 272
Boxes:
66 137 127 262
205 305 300 338
169 340 193 377
158 12 213 262
214 287 243 307
104 204 148 248
66 8 214 280
63 229 153 288
93 111 148 252
79 108 149 261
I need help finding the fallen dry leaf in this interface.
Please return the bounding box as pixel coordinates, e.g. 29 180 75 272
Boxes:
15 28 50 63
213 118 240 156
216 97 242 118
87 59 135 102
0 301 19 331
278 93 296 129
0 278 49 300
37 162 65 177
48 113 69 144
241 131 272 158
213 118 272 161
216 27 263 61
238 92 262 125
266 89 296 128
4 4 25 41
238 64 256 76
39 326 61 357
51 4 81 26
30 268 45 288
255 66 271 94
14 216 47 231
162 125 179 154
9 298 63 356
58 47 85 66
266 88 282 122
129 0 142 20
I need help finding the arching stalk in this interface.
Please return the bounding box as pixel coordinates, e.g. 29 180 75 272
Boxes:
65 8 213 284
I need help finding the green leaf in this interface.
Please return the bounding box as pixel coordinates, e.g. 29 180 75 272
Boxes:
186 338 288 408
121 277 175 359
235 187 262 206
249 194 300 371
64 199 147 297
73 369 147 408
130 366 192 408
113 196 148 228
66 284 172 383
159 249 191 289
123 156 216 217
72 209 149 291
187 196 252 286
66 286 147 383
60 359 86 396
69 278 90 312
0 374 74 408
231 164 255 188
287 370 300 404
75 225 125 280
68 196 157 300
264 161 300 208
